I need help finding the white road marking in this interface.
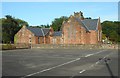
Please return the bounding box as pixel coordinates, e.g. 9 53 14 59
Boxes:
78 60 100 74
21 58 81 78
95 61 100 64
79 70 86 73
89 61 100 69
85 54 94 57
79 60 101 74
79 51 111 74
85 50 106 57
22 50 107 78
94 50 106 55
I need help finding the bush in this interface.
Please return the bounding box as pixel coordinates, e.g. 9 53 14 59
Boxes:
2 44 16 50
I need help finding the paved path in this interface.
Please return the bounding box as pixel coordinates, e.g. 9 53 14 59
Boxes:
2 49 118 78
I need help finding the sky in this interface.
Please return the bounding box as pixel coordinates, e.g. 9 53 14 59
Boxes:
2 2 119 26
118 2 120 21
1 0 120 2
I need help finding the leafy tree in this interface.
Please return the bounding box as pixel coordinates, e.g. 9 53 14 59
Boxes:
0 18 2 43
102 33 107 40
2 15 29 43
16 18 29 27
51 16 68 31
2 32 11 43
2 15 17 43
45 24 50 28
109 31 118 42
101 21 120 43
85 17 92 19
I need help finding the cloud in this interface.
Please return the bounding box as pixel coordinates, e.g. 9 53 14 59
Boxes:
100 14 118 22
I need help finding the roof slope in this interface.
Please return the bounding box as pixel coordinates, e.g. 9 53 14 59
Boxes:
75 18 89 32
53 31 62 36
82 19 98 30
42 28 50 36
27 27 50 36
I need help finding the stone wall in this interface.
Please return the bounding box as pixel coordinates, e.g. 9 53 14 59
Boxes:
15 26 51 44
2 44 118 50
89 30 98 44
61 15 101 44
31 44 118 49
15 26 36 44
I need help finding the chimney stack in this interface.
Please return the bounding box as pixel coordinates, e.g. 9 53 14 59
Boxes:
74 11 84 20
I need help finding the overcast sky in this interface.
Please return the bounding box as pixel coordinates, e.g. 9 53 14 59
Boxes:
2 2 119 26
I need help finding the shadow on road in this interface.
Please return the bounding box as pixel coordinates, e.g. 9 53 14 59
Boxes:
100 58 117 78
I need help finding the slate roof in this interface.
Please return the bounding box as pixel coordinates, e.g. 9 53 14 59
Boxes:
26 18 98 37
74 18 98 31
82 19 98 30
42 28 50 36
53 31 62 36
75 18 89 32
27 27 50 36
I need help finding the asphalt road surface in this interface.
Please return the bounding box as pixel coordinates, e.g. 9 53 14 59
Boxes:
2 49 118 78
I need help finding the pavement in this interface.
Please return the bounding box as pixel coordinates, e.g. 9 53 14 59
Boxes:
2 49 118 78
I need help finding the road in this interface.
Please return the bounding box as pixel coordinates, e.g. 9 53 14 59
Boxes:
2 49 118 78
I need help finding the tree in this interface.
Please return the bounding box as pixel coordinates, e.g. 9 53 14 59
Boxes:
16 18 28 27
39 24 50 28
51 16 68 31
2 15 29 43
85 17 92 19
109 31 118 42
101 21 120 43
45 24 50 28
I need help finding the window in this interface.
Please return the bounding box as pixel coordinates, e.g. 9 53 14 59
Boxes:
42 37 44 43
60 38 63 44
38 37 40 44
53 38 56 44
29 38 31 43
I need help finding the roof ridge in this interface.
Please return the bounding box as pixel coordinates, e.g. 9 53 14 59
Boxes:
95 18 99 31
75 17 90 32
41 28 45 36
81 20 90 31
42 28 50 36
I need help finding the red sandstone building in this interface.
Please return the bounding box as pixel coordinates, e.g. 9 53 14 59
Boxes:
14 11 102 44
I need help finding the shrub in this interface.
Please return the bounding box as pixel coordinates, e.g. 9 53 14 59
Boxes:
2 44 16 50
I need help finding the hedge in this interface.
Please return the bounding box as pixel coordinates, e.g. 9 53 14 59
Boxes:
2 44 16 50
